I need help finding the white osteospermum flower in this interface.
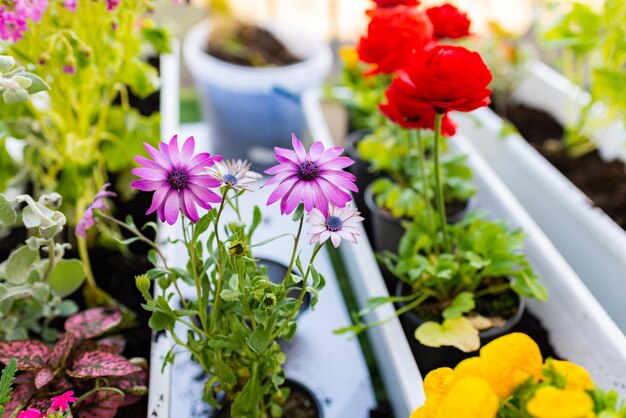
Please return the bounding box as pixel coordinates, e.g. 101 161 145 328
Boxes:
206 159 262 191
307 205 364 248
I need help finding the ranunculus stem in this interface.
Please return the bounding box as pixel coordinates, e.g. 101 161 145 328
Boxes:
411 128 437 253
433 113 450 252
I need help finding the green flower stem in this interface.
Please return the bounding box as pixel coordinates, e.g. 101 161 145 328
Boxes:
411 128 437 254
433 113 451 252
350 293 430 335
188 221 207 332
98 211 187 309
209 189 230 334
271 243 323 340
284 213 305 282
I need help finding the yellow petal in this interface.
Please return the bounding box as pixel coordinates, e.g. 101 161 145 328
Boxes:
338 46 359 69
423 367 454 399
526 386 594 418
455 332 543 398
547 360 594 391
435 377 499 418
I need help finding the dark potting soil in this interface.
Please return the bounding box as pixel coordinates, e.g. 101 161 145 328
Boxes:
212 380 321 418
206 22 301 67
497 103 626 230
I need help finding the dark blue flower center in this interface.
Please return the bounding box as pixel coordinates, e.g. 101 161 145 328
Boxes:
167 169 188 190
223 173 238 186
325 216 343 232
297 161 319 181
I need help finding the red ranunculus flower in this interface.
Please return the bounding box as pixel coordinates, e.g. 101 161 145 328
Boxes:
394 45 492 114
380 81 457 135
426 4 471 40
372 0 420 7
357 5 433 75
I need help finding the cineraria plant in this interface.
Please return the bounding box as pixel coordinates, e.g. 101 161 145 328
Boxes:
340 43 547 351
0 307 147 417
411 333 626 418
78 134 363 417
0 192 83 341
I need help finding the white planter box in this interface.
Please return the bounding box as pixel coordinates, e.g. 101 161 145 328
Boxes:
454 61 626 335
302 88 626 414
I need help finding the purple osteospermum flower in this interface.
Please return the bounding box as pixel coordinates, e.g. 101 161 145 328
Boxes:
264 134 357 215
131 135 222 225
76 183 117 238
307 206 364 248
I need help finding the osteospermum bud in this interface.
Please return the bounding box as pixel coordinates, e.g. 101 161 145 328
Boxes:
228 240 247 258
38 52 50 66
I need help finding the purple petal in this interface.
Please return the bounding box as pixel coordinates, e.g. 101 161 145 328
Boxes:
292 133 307 163
131 167 168 181
274 147 299 164
264 171 297 187
187 184 222 208
265 162 297 175
321 173 358 193
321 169 356 182
181 136 195 161
317 178 352 207
163 190 181 225
181 190 199 222
311 182 329 212
134 155 169 173
317 146 344 166
330 233 341 248
185 153 216 173
146 186 172 215
131 179 165 192
302 182 316 212
158 141 174 167
168 135 181 167
319 156 355 170
188 175 221 189
267 177 298 206
144 143 172 170
309 141 325 161
283 182 305 214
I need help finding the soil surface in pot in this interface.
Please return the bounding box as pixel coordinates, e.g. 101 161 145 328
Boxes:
209 379 321 418
495 102 626 231
206 21 301 67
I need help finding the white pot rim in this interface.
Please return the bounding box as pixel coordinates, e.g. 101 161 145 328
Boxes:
183 19 332 92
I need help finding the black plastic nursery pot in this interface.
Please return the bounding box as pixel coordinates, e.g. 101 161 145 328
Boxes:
212 378 324 418
395 281 526 375
364 182 476 255
260 258 311 316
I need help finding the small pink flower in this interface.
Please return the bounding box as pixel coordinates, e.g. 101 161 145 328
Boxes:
0 10 28 43
76 183 117 238
50 390 78 411
264 134 357 215
131 135 222 224
17 409 42 418
106 0 120 11
62 64 75 74
307 206 363 248
15 0 48 22
64 0 77 12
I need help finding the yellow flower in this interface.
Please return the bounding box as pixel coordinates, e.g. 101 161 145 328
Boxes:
411 376 499 418
339 46 359 70
454 332 543 398
526 386 594 418
547 360 594 391
423 367 454 399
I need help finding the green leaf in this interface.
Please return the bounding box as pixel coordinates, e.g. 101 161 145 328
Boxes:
0 194 16 226
249 206 262 237
442 292 475 320
48 259 86 297
0 358 17 415
121 59 159 99
193 215 211 242
0 56 15 72
5 246 38 284
414 317 480 353
214 354 236 386
2 89 29 103
230 367 261 418
291 204 304 222
228 274 239 291
148 311 174 331
511 271 548 302
248 322 272 354
220 289 241 302
142 27 172 54
19 73 49 94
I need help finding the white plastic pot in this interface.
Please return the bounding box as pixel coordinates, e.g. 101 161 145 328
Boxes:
183 20 332 165
454 61 626 334
302 87 626 416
